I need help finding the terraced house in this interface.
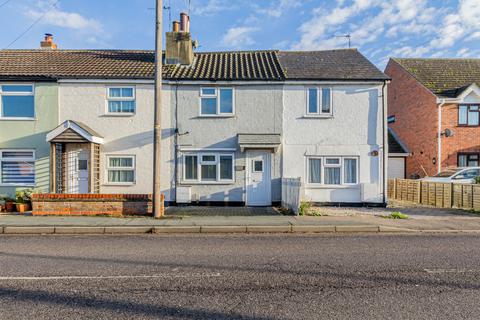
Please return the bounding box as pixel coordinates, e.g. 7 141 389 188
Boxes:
0 25 389 206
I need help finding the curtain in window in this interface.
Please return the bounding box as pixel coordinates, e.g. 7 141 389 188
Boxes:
325 167 340 184
458 155 467 167
344 159 357 183
108 170 134 183
109 157 132 167
322 88 331 113
308 159 321 183
201 164 217 181
185 156 198 180
220 156 233 180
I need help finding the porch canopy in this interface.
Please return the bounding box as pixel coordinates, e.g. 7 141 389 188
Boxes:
46 120 103 194
46 120 104 144
238 134 281 152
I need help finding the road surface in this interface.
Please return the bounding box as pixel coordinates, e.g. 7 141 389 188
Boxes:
0 234 479 319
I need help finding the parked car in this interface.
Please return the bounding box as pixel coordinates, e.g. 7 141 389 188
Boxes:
422 167 480 184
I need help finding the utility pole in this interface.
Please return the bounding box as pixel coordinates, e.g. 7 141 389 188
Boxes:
153 0 164 218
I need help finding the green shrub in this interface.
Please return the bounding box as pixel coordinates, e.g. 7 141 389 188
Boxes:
390 211 409 219
298 201 312 216
475 176 480 184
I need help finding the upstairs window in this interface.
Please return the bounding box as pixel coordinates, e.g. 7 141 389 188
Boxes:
0 150 35 186
200 87 234 116
107 87 135 114
306 87 332 115
459 105 479 126
0 85 35 119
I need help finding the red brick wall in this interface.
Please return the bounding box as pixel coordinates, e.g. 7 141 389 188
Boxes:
441 103 480 167
385 59 439 178
32 194 152 216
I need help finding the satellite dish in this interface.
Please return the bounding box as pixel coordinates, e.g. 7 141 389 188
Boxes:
444 128 454 137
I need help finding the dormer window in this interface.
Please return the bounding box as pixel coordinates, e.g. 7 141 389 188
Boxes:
200 87 234 116
306 87 332 116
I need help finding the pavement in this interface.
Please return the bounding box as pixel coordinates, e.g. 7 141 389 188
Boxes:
2 203 480 234
1 234 480 319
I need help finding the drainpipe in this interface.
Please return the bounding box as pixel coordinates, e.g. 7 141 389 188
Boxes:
381 81 387 205
437 99 446 174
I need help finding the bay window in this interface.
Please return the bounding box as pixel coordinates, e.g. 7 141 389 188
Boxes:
183 153 234 182
306 87 332 115
0 150 35 185
200 87 234 116
307 156 358 185
0 85 35 119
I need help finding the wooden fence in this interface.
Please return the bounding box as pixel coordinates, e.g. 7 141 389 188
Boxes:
388 178 480 210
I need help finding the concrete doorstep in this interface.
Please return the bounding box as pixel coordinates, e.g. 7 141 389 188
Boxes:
0 225 421 235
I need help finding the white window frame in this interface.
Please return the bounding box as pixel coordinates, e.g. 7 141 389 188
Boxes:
106 86 136 116
182 152 235 184
305 87 333 117
306 156 359 187
199 87 235 117
0 149 36 186
0 84 35 120
105 155 136 185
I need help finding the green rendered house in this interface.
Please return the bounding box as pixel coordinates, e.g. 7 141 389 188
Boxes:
0 81 58 197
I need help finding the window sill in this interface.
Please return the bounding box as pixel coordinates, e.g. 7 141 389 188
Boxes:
302 114 333 119
103 183 136 186
103 113 135 117
305 184 359 189
196 115 235 119
0 183 35 187
0 117 36 121
181 181 235 185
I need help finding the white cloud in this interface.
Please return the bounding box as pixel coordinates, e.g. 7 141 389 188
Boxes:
258 0 301 18
191 0 235 16
222 26 258 48
26 1 102 32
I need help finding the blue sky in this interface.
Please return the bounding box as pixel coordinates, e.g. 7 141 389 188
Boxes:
0 0 479 68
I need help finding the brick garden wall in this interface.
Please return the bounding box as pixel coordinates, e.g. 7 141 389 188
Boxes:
385 59 439 178
32 194 152 216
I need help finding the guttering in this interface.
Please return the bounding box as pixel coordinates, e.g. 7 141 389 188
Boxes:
437 99 446 174
381 80 389 205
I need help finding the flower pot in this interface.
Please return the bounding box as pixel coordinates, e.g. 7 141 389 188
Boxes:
16 203 27 213
5 201 15 212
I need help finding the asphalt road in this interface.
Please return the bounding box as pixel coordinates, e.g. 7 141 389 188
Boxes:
0 234 480 319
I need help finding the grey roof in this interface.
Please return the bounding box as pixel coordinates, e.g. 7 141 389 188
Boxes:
238 134 281 145
388 129 408 154
392 58 480 98
0 48 387 82
278 49 389 81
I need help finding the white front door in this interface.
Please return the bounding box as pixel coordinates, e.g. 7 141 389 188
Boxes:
67 146 89 194
246 151 271 206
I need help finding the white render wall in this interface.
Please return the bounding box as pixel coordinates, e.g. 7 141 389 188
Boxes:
58 82 174 199
282 84 386 203
172 84 283 203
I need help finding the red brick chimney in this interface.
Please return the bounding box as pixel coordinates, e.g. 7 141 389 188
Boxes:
40 33 57 50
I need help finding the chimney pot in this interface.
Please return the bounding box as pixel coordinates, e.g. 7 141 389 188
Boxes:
40 33 57 50
173 21 180 32
180 12 189 32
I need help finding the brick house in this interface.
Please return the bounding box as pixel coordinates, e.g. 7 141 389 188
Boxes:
385 58 480 178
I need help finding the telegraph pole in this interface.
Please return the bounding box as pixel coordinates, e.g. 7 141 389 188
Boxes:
153 0 164 218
